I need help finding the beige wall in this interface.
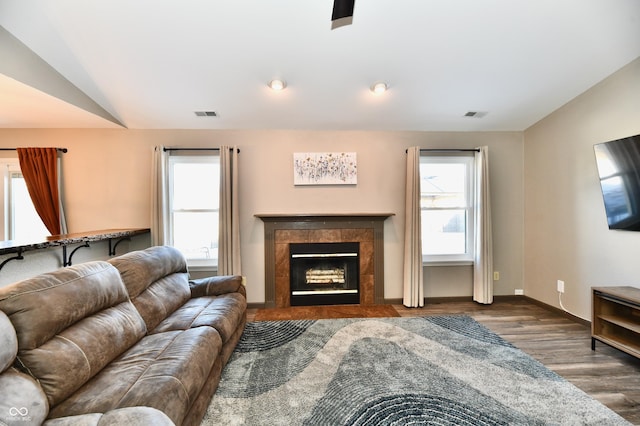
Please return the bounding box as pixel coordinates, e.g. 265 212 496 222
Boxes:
524 57 640 320
2 58 637 309
0 129 523 303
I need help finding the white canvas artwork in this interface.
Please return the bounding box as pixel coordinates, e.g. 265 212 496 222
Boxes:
293 152 357 185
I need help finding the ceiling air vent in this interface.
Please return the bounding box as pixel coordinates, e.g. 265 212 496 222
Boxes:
194 111 217 117
464 111 488 118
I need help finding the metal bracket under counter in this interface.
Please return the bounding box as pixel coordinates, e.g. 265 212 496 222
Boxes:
62 243 90 267
0 228 150 271
0 249 24 271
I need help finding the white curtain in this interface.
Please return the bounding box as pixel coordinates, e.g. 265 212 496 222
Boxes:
473 146 494 304
403 146 424 307
151 146 168 246
218 146 242 275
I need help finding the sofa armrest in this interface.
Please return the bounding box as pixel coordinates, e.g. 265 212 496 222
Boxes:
0 368 49 426
189 275 246 298
43 407 175 426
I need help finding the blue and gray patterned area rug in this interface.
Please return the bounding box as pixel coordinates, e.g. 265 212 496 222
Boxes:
203 316 630 425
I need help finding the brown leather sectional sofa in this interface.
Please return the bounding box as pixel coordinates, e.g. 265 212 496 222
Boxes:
0 245 247 426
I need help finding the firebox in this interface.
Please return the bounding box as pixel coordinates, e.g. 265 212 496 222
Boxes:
289 242 359 306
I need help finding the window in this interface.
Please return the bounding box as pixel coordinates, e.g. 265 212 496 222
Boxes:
168 154 220 269
1 160 49 241
420 154 475 264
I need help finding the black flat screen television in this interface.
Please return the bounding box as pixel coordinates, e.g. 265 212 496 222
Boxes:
593 134 640 231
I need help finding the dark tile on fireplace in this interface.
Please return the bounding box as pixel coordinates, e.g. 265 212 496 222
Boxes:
275 276 290 308
275 229 309 243
360 275 375 305
359 241 374 275
275 243 289 276
341 228 374 242
309 229 342 242
275 296 290 309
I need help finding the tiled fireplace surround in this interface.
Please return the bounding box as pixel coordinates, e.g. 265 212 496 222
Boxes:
256 214 393 308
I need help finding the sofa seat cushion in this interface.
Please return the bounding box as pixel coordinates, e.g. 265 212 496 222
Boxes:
48 327 222 425
152 293 247 343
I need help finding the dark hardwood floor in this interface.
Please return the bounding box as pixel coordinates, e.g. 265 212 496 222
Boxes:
248 298 640 425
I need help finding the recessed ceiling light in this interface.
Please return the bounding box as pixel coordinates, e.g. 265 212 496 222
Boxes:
268 79 287 91
370 82 388 94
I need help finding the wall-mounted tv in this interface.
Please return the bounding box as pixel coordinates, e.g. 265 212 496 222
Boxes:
593 134 640 231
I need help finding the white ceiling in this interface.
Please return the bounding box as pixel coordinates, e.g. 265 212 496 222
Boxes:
0 0 639 131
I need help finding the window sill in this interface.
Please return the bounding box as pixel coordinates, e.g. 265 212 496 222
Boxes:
188 266 217 271
186 261 217 272
423 260 474 267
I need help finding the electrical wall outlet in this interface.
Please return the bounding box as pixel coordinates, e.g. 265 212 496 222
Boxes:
515 289 524 295
493 271 500 281
557 279 565 293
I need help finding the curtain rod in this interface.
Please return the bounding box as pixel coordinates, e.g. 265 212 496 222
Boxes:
405 148 480 153
163 147 240 153
0 147 68 153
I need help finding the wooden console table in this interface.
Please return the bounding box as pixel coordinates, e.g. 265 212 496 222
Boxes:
592 286 640 359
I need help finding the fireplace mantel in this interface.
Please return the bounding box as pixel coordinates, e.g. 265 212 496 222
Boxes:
256 213 394 308
255 213 395 221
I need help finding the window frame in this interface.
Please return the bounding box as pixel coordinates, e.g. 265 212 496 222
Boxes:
167 153 220 270
420 153 475 265
1 159 49 241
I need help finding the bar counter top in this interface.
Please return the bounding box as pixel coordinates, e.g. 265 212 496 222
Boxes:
0 228 150 256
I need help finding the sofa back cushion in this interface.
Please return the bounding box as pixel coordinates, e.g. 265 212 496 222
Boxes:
108 246 191 332
0 261 147 407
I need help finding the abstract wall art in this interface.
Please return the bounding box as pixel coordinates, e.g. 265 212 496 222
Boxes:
293 152 357 185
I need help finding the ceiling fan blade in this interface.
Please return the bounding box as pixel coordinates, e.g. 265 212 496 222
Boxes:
332 0 355 21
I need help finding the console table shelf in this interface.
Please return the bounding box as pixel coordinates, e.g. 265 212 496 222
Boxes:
592 286 640 359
